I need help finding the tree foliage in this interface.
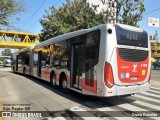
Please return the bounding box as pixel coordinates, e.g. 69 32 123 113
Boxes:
116 0 145 26
40 0 145 41
0 0 24 26
1 49 12 56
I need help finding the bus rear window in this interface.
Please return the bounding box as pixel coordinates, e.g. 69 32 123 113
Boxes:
115 25 148 48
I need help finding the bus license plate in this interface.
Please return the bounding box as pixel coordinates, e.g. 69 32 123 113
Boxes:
130 76 138 80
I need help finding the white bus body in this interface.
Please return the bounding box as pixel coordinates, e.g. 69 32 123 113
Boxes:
12 23 151 97
3 59 11 67
12 47 33 75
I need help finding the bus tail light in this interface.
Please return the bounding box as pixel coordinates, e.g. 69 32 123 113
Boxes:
104 63 114 88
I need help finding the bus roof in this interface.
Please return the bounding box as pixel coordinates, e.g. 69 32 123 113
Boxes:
13 46 34 54
35 23 145 49
13 23 146 54
34 24 103 48
116 23 144 32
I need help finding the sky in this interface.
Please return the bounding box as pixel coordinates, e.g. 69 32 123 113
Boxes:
0 0 160 54
6 0 67 34
138 0 160 35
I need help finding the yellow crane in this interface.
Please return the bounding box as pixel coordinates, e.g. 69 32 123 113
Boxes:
0 30 40 49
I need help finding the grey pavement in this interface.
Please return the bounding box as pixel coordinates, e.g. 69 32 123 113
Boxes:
0 66 11 72
0 68 159 120
150 70 160 88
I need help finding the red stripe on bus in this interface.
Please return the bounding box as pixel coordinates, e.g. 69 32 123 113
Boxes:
67 75 70 85
82 79 97 93
25 68 29 72
56 73 60 81
42 71 50 78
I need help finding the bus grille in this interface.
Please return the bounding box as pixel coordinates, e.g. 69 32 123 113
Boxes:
118 48 148 62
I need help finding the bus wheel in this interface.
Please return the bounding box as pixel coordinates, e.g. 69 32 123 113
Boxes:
23 68 26 76
61 75 69 93
50 73 57 88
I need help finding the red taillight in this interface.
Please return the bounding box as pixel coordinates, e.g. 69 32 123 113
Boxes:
104 63 114 88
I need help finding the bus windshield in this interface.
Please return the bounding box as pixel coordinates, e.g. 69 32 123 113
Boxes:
116 25 148 48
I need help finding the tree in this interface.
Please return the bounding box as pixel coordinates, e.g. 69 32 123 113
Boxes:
0 0 24 26
1 49 12 56
40 0 145 41
116 0 145 26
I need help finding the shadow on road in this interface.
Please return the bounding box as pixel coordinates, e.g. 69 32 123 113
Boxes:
10 71 136 109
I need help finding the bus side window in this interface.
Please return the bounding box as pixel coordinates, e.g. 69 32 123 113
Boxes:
41 52 50 68
33 53 38 67
84 30 100 87
52 42 70 70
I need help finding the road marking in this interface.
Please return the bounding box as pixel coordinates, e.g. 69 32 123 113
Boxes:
138 92 160 98
149 89 160 94
53 117 67 120
84 101 137 120
134 94 160 103
117 102 147 111
70 106 105 120
150 87 160 92
132 100 160 111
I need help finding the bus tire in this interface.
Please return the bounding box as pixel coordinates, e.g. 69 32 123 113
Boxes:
23 68 26 76
60 75 69 93
50 72 57 88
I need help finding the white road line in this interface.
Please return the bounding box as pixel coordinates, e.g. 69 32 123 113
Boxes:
105 102 159 120
85 101 138 120
117 103 147 111
53 117 66 120
133 100 160 111
70 106 106 120
138 92 160 98
149 89 160 94
134 94 160 103
150 87 160 90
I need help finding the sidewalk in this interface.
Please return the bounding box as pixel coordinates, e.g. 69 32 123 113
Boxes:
0 67 11 72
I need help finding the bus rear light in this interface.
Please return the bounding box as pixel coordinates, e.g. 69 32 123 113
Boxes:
104 63 114 88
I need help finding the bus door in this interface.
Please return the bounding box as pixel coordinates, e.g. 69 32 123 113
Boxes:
37 51 42 77
71 42 84 90
16 55 18 71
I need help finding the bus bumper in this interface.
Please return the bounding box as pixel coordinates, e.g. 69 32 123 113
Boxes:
115 82 150 96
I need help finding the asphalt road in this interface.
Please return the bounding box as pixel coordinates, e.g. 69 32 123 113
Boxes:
0 67 159 120
150 70 160 88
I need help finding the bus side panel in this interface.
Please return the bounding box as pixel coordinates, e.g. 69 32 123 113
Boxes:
80 29 101 95
96 26 107 96
99 25 117 97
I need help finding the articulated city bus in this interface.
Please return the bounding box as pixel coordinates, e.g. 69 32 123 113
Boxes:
12 23 151 97
12 47 33 74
